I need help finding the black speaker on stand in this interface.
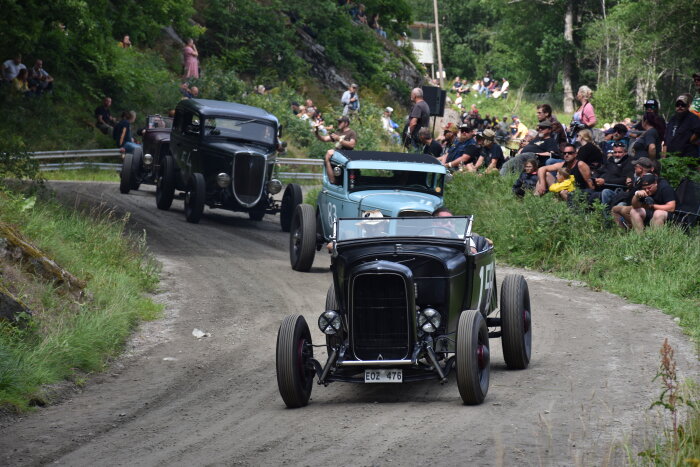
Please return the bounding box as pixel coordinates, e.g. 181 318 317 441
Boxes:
421 86 446 117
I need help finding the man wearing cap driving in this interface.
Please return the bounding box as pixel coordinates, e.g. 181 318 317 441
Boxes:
316 116 357 184
663 93 700 158
615 174 675 231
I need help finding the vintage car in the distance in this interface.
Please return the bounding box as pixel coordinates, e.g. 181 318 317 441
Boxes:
156 99 302 230
276 216 532 407
289 150 447 270
119 115 173 194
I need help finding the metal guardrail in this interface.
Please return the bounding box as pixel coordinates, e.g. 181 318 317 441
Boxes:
31 149 324 179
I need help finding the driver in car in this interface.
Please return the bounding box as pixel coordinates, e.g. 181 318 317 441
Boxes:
432 208 492 253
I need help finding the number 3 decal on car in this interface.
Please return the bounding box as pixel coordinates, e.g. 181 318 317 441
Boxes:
327 202 337 231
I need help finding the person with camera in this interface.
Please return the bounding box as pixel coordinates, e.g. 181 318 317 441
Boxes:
316 116 357 184
617 174 676 232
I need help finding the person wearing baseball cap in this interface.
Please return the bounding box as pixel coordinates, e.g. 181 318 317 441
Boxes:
467 129 504 173
315 115 357 184
618 173 676 231
663 93 700 158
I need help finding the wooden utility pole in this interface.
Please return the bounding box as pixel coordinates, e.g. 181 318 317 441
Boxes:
562 0 575 113
433 0 444 87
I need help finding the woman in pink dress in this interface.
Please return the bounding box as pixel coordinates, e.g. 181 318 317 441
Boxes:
183 39 199 79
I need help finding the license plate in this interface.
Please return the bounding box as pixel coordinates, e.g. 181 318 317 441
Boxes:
364 369 403 383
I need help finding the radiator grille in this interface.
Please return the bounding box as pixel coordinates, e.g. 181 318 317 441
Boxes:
351 273 410 360
233 152 265 205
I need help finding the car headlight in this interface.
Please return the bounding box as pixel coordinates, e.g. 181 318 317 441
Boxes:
217 173 231 188
417 307 441 333
318 310 342 335
267 179 282 195
143 153 153 165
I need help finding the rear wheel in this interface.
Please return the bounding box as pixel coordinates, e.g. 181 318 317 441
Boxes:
184 173 206 223
155 155 175 210
500 274 532 369
456 309 490 405
281 183 303 232
130 146 143 190
289 204 316 271
119 153 134 194
276 314 314 408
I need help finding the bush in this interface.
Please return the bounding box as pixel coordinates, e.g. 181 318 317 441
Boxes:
593 77 636 123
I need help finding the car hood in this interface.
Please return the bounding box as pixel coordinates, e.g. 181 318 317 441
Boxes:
205 141 274 157
348 191 443 216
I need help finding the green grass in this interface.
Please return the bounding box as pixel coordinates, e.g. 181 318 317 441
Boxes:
445 172 700 341
42 169 120 182
0 188 161 411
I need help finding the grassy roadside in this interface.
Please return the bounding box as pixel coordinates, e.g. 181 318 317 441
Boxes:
41 169 120 183
0 188 161 411
445 172 700 341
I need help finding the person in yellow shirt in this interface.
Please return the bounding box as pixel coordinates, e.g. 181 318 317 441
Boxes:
548 167 576 200
512 115 528 139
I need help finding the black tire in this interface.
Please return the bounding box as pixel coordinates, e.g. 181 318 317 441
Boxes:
155 155 175 210
276 314 314 408
184 172 206 223
289 204 316 271
119 153 133 194
456 309 490 405
248 207 266 221
130 147 143 190
500 274 532 370
280 183 303 232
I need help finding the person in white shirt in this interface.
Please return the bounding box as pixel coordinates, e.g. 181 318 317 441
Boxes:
3 54 26 82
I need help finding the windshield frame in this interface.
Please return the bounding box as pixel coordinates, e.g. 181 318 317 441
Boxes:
333 216 473 244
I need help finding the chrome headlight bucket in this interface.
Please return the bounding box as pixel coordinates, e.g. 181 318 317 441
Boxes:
217 173 231 188
143 153 154 165
267 179 282 195
318 310 342 335
417 307 441 333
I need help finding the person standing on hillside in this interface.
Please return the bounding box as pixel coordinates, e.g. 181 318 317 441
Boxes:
183 38 199 79
341 83 360 117
406 87 430 151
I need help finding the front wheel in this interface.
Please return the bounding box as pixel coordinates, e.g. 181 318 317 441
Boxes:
456 309 490 405
276 314 314 408
130 146 143 190
119 152 134 194
184 172 206 223
155 155 175 210
289 204 316 271
500 274 532 369
280 183 303 232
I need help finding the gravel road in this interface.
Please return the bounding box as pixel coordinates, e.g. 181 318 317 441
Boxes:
0 181 697 466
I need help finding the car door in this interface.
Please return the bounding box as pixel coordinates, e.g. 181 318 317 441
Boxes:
318 162 346 240
171 110 201 182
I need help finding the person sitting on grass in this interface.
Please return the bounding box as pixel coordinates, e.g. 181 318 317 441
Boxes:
613 174 676 232
535 143 594 197
548 167 576 200
512 158 538 198
466 129 504 173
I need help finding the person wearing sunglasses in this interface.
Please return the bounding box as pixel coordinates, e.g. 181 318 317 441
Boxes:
535 143 594 197
439 124 477 168
589 141 634 206
662 94 700 158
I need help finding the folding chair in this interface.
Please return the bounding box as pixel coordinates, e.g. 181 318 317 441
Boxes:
669 177 700 230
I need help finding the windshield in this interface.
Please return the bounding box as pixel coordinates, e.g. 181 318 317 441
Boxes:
147 115 173 129
348 169 444 195
336 216 470 242
203 117 276 145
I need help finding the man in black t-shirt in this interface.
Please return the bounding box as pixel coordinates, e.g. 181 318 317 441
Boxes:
407 87 431 151
519 119 560 166
663 94 700 158
94 96 116 135
418 127 442 158
623 174 676 231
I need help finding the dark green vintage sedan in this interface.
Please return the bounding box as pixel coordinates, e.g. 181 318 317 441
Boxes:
156 99 302 230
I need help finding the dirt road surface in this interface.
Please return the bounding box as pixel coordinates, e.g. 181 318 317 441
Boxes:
0 181 697 466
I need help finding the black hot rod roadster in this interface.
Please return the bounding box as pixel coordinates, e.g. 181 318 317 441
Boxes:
276 216 532 407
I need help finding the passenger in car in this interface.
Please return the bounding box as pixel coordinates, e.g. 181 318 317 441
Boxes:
432 208 492 253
